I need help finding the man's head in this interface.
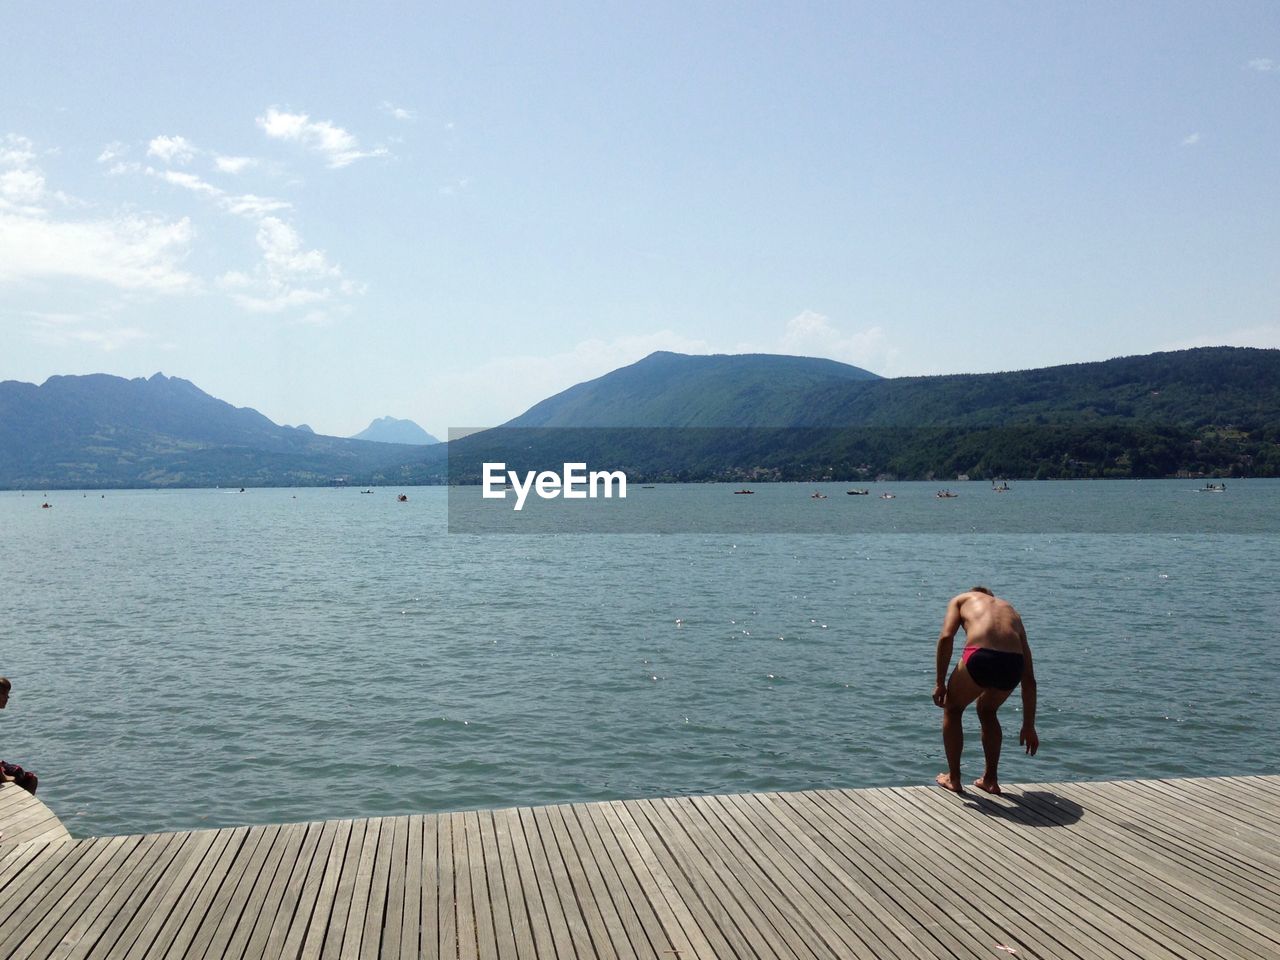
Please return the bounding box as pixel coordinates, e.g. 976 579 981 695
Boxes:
0 676 9 709
970 586 994 596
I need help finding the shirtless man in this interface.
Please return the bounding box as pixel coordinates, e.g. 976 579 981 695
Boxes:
932 587 1038 794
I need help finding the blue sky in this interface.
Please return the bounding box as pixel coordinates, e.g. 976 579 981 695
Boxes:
2 2 1277 438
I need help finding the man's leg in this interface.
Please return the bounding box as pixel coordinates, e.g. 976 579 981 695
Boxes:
974 688 1013 794
937 663 983 793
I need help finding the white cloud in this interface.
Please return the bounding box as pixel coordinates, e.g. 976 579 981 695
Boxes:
0 133 196 292
216 215 351 313
0 210 196 292
0 135 45 211
0 134 37 169
97 142 125 164
770 310 899 374
213 155 256 174
222 193 291 217
28 314 149 352
256 107 388 168
380 101 416 121
1181 132 1201 146
156 169 223 198
1245 58 1277 72
147 135 197 165
146 165 292 219
0 167 46 207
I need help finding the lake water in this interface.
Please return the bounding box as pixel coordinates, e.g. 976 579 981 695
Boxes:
2 481 1278 838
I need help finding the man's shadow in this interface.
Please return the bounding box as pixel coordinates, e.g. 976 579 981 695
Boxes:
964 789 1085 826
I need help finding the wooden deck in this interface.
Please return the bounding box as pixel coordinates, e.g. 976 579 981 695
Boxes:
1 775 1277 959
0 783 71 852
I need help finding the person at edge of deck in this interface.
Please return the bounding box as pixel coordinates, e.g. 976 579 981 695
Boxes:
0 677 39 795
932 587 1038 795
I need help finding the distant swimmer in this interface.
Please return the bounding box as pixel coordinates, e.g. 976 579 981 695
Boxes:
932 586 1038 794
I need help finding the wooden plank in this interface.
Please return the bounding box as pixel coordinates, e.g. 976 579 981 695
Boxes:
477 809 524 960
187 823 285 960
638 795 788 960
437 812 457 960
550 802 642 960
463 811 500 960
63 831 189 960
249 819 328 960
483 814 535 960
222 821 309 960
1071 780 1280 904
505 806 576 960
519 804 596 960
316 817 370 960
278 819 345 960
1008 781 1280 951
873 786 1149 960
0 838 91 932
124 828 238 960
771 790 991 960
620 797 758 960
10 836 134 960
573 803 668 960
1008 783 1280 957
535 803 619 959
418 814 437 960
360 816 399 960
340 816 384 959
662 795 819 960
298 819 358 960
711 792 917 960
4 837 119 960
381 815 410 960
598 800 717 960
910 783 1276 959
451 811 481 960
114 830 224 960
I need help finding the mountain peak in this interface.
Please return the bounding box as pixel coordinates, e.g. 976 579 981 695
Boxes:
351 416 439 445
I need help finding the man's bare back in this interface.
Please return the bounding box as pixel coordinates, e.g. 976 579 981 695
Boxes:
952 591 1026 655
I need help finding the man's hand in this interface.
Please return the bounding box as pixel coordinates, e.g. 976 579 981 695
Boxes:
932 683 946 708
1020 725 1039 756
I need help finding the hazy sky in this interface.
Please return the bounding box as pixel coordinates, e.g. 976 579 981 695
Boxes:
2 3 1277 438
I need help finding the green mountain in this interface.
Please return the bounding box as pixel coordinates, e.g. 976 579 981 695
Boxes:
0 373 424 489
432 346 1280 481
509 351 880 427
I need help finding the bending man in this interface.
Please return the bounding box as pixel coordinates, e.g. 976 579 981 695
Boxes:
932 587 1038 794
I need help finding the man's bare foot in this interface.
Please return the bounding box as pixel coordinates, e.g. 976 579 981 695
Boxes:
935 772 964 793
973 777 1002 795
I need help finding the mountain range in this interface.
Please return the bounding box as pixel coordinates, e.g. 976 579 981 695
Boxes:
2 346 1278 488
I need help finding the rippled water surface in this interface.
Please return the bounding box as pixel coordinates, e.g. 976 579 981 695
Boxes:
2 481 1278 837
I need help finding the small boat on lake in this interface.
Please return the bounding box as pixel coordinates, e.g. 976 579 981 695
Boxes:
880 492 896 500
810 491 828 499
397 493 409 502
993 481 1011 492
1197 482 1227 493
936 490 959 499
734 489 754 495
846 489 870 496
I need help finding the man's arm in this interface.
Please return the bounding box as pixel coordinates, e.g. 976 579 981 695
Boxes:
933 597 962 707
1018 623 1039 755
